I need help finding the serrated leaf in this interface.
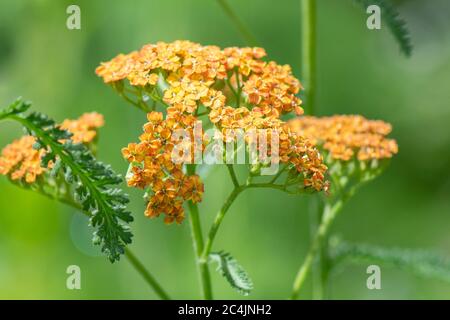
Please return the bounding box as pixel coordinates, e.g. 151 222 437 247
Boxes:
0 99 133 263
0 97 31 117
209 251 253 295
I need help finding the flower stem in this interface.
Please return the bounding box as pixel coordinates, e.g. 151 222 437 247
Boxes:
188 201 213 300
226 164 240 188
124 248 171 300
291 187 356 299
308 196 327 299
301 0 317 115
186 165 213 299
291 199 342 299
201 185 245 260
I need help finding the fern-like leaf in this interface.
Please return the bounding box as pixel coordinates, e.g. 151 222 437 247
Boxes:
209 251 253 295
0 99 133 262
355 0 413 56
331 241 450 282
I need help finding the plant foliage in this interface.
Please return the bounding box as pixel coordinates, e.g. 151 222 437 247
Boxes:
0 98 133 262
209 251 253 295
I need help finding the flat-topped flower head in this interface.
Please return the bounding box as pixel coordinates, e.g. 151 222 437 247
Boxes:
0 113 104 183
96 40 304 118
288 115 398 161
102 41 329 223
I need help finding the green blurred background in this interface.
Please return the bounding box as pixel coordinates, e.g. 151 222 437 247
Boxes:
0 0 449 299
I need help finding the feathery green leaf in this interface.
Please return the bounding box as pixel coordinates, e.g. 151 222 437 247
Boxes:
209 251 253 295
0 98 133 262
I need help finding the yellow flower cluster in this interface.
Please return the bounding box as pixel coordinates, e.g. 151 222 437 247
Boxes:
0 113 104 183
122 111 204 224
288 115 398 161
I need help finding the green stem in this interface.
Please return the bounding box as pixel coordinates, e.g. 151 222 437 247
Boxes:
216 0 259 46
186 165 213 299
119 92 150 113
124 248 171 300
226 164 240 188
308 196 327 300
299 0 320 299
201 185 245 260
301 0 317 115
291 199 342 299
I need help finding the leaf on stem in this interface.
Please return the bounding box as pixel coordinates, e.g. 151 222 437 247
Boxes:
209 251 253 295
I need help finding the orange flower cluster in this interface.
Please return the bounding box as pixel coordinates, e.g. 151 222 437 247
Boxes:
99 41 328 223
210 106 328 191
0 113 104 183
122 111 204 224
0 136 45 183
243 62 303 117
95 40 304 116
60 112 104 143
288 115 398 161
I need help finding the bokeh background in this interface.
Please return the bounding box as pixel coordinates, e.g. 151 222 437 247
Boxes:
0 0 449 299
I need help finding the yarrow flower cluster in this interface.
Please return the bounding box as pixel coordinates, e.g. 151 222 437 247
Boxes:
96 40 331 224
210 106 327 191
288 115 399 161
0 112 104 183
122 110 204 224
95 40 303 117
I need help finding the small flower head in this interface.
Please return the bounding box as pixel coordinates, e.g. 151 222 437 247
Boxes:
0 136 45 183
288 115 398 161
122 111 205 224
0 113 104 183
60 112 104 143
